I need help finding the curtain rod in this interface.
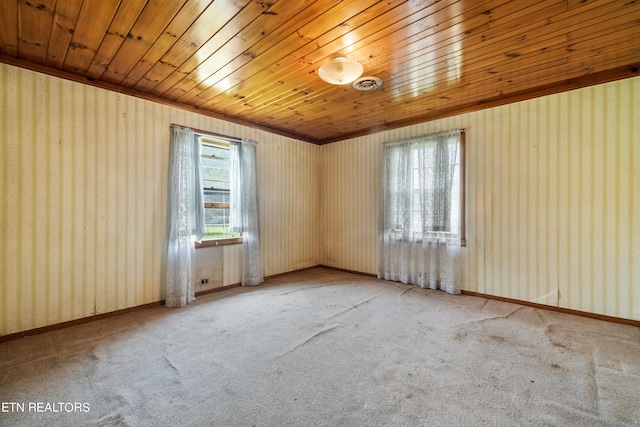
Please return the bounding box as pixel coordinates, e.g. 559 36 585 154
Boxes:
383 128 465 147
171 124 257 145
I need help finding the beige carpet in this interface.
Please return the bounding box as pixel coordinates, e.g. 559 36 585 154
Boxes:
1 268 639 426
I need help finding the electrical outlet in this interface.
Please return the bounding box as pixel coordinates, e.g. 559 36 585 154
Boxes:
199 278 208 285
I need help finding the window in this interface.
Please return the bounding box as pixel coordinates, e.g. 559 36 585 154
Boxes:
384 129 465 246
379 129 465 294
198 136 241 243
409 136 461 234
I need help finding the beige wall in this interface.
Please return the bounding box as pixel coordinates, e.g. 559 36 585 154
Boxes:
1 63 638 336
0 63 320 336
322 76 640 321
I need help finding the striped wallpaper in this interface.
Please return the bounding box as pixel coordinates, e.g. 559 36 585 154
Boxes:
0 63 320 336
322 76 640 321
1 62 638 336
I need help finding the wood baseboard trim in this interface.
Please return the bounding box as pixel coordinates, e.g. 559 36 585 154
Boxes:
0 301 165 343
1 283 244 343
461 290 640 328
264 265 324 280
5 268 635 343
0 266 323 343
317 267 640 326
195 283 241 297
318 265 378 278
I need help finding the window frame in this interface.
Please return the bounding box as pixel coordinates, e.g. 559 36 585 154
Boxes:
196 134 243 248
385 130 466 247
459 131 466 246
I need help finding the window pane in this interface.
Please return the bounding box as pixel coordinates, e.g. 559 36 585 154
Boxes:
204 190 229 204
202 144 229 159
449 153 461 234
201 164 229 181
201 157 227 168
200 140 238 240
205 208 227 224
201 165 230 190
203 206 236 238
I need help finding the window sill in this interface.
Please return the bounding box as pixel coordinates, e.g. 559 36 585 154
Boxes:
195 237 243 248
387 232 466 247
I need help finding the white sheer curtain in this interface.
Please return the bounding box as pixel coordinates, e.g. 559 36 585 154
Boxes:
165 125 205 307
229 140 263 286
378 129 464 294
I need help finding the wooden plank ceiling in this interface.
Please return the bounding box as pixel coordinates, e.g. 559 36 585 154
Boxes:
0 0 639 144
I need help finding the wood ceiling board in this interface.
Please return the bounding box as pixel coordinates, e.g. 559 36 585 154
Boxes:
17 0 56 64
0 1 19 56
218 0 517 123
121 0 213 86
62 0 122 74
169 0 387 106
255 0 634 126
289 50 638 140
45 0 83 68
147 0 257 98
143 0 251 96
84 0 148 80
190 20 424 127
314 62 640 144
132 0 257 92
319 46 640 138
316 38 640 135
203 0 458 115
169 0 300 104
100 0 188 85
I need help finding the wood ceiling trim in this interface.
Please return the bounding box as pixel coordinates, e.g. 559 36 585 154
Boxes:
0 54 319 144
306 51 639 139
315 63 640 144
1 53 638 145
304 24 640 134
1 0 638 143
358 27 640 118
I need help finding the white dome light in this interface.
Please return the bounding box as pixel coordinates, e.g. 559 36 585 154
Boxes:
318 56 364 85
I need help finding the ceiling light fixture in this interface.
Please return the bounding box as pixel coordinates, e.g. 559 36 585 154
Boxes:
318 56 364 85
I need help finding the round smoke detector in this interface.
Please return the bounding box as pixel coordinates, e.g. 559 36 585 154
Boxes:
352 76 383 91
